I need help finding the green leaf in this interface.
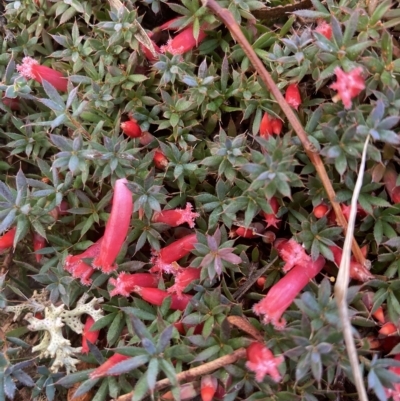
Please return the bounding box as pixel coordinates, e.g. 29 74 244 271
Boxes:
107 312 125 346
106 355 150 376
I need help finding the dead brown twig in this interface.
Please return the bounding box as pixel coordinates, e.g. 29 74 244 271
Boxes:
201 0 366 266
113 348 247 401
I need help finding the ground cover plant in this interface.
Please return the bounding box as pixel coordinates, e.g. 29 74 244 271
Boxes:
1 0 400 399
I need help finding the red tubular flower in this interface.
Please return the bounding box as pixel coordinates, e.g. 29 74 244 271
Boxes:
109 272 158 297
64 239 103 273
168 267 201 298
253 255 325 329
64 238 103 285
259 113 283 138
16 57 68 92
93 178 133 273
314 20 332 40
154 149 169 169
313 202 330 219
329 67 365 109
0 227 16 252
385 354 400 401
152 203 199 228
285 83 301 110
32 232 46 263
82 316 100 354
329 245 374 282
246 342 284 382
275 238 312 273
261 197 281 229
160 26 207 55
121 118 142 138
134 286 192 310
89 353 130 379
201 375 218 401
150 233 198 274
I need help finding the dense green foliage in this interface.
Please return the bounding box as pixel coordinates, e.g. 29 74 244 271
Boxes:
1 0 400 399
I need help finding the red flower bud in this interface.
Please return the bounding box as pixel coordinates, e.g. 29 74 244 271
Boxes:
82 316 100 354
256 276 266 289
314 20 332 40
329 67 365 109
230 223 264 238
384 165 400 204
154 149 169 169
0 227 16 252
173 321 186 335
246 342 284 382
379 322 397 336
259 113 283 138
32 231 46 263
134 286 192 310
17 57 68 92
121 119 142 138
109 272 158 297
161 26 207 55
362 292 385 324
262 230 276 244
285 83 301 110
261 197 281 229
150 233 197 274
153 203 199 228
2 96 20 110
57 200 70 216
313 203 330 219
253 255 325 329
373 307 386 324
89 353 130 379
93 178 133 273
201 375 218 401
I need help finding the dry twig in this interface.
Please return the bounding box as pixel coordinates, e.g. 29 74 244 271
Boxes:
334 135 370 401
113 348 247 401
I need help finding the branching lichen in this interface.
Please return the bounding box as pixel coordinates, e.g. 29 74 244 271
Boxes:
4 292 104 374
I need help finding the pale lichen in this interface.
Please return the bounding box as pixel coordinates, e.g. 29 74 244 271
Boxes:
5 292 104 374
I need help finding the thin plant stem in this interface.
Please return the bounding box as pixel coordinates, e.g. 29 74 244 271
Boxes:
334 135 370 401
201 0 366 266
